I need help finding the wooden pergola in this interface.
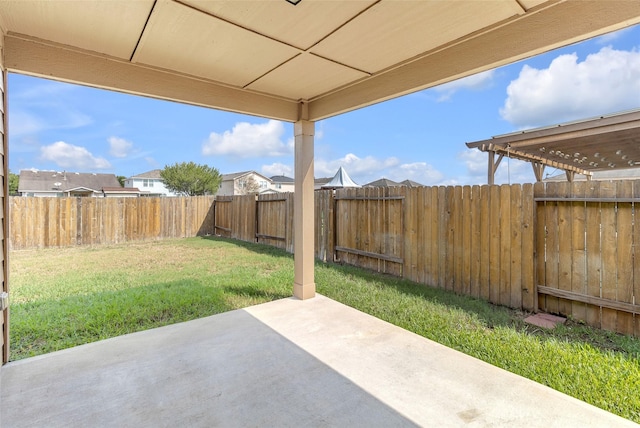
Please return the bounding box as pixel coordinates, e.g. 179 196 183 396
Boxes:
466 109 640 184
0 1 639 363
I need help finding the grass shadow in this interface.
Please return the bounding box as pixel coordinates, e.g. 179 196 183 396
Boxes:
199 235 294 259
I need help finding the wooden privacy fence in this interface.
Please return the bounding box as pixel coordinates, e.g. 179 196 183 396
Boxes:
10 183 640 337
9 196 215 249
216 183 639 338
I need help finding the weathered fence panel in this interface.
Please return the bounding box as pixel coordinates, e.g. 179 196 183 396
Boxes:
535 180 640 337
10 196 215 249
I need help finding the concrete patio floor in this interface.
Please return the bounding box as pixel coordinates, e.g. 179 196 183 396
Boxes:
1 294 635 427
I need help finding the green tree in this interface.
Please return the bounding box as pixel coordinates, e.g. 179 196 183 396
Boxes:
8 171 19 195
116 175 126 187
160 162 222 196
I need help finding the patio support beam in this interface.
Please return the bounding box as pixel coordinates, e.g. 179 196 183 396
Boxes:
532 161 545 182
487 150 503 185
293 117 315 300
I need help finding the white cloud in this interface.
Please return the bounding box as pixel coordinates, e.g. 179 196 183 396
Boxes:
500 47 640 128
40 141 111 170
434 70 495 102
261 158 443 185
315 153 400 180
388 162 444 185
202 120 292 158
108 136 133 158
596 27 633 45
261 162 293 178
457 149 534 185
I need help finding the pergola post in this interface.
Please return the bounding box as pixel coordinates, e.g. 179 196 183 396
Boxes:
293 119 315 300
532 161 546 182
487 150 504 185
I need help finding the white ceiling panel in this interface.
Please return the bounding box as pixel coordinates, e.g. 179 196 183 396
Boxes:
311 0 524 74
0 0 152 59
184 0 376 50
247 53 369 101
133 1 300 87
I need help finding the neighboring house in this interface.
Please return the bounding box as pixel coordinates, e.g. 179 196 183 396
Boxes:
270 175 295 192
218 171 274 196
124 169 177 197
364 177 402 187
364 178 424 187
314 177 332 190
101 187 141 198
18 170 126 197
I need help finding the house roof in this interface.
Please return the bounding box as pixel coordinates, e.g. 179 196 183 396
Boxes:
270 175 295 183
221 171 252 181
322 167 360 189
222 171 272 182
18 170 121 193
401 179 424 188
2 2 637 122
129 169 162 179
364 178 402 188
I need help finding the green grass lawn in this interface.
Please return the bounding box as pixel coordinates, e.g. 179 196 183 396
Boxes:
10 236 640 422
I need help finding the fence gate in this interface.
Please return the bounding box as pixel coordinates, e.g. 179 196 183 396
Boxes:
333 187 405 277
534 181 640 337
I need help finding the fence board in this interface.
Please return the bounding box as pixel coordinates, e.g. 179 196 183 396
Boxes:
570 182 587 323
461 186 472 296
599 181 618 332
479 185 490 301
470 185 482 299
521 183 534 311
544 184 560 314
584 182 602 328
509 184 522 308
453 186 463 295
499 184 511 307
429 186 439 287
557 182 573 316
489 185 501 304
615 181 634 335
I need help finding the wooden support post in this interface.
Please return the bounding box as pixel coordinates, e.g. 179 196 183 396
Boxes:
532 161 545 182
565 170 575 182
293 118 315 300
487 151 504 185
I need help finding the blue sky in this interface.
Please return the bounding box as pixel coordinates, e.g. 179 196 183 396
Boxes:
8 24 640 186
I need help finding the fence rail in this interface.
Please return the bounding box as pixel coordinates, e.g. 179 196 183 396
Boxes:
9 182 640 338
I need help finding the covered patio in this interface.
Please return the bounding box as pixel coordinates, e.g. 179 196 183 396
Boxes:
2 294 634 427
1 0 640 425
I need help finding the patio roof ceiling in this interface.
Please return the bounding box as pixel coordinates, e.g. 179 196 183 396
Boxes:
466 109 640 177
1 0 639 122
